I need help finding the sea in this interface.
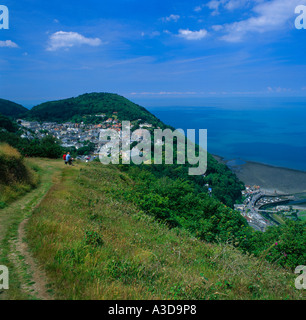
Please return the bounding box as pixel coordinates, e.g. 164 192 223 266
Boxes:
145 97 306 172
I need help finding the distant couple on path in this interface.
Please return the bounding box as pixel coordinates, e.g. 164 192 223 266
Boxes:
63 152 74 166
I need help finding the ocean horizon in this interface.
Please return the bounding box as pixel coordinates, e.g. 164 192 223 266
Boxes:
145 97 306 173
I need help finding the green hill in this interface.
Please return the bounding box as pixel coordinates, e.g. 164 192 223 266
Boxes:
28 92 165 127
0 98 29 118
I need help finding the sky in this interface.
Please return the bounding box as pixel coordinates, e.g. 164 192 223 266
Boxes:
1 0 306 108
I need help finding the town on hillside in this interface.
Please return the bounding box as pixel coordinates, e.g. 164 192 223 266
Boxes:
17 112 154 159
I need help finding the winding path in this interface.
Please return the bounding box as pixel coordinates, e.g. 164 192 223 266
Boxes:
0 159 63 300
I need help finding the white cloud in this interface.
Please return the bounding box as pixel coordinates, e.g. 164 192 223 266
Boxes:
212 25 224 31
207 0 222 15
140 31 161 38
0 40 18 48
151 31 161 37
267 86 292 93
131 91 197 95
194 5 204 12
207 0 253 15
178 29 208 40
220 0 302 42
46 31 102 51
162 14 180 22
225 0 252 10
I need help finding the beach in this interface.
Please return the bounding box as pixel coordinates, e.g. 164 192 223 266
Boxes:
213 155 306 195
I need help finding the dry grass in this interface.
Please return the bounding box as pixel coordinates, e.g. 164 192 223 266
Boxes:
0 143 39 207
0 143 21 158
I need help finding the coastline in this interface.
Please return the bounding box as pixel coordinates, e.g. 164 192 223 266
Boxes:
213 155 306 195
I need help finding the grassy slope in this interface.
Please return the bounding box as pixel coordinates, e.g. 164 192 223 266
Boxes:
25 161 302 300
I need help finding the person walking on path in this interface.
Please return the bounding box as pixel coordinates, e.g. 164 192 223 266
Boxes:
63 152 67 165
66 152 72 165
66 152 74 166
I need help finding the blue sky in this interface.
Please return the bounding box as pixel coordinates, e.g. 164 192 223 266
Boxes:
1 0 306 108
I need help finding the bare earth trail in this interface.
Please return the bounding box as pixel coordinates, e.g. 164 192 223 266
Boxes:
0 159 64 300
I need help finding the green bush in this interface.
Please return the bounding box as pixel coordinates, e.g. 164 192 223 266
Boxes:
0 131 63 158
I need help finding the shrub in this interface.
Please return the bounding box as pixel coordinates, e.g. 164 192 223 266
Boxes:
0 143 38 205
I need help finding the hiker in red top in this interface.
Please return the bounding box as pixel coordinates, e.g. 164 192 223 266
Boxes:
63 152 67 165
